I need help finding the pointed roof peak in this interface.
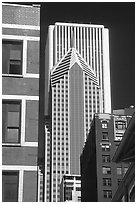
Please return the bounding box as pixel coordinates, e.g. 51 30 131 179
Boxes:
51 47 99 87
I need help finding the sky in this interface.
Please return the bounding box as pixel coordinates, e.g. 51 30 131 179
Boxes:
41 2 135 111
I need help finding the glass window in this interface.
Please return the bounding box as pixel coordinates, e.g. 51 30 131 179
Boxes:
2 171 19 202
102 155 111 163
102 121 108 128
102 167 111 175
115 132 123 141
115 120 126 130
103 190 112 199
2 100 21 144
103 178 112 186
117 167 122 175
117 179 122 186
76 187 81 191
102 144 110 151
102 132 109 140
2 40 22 75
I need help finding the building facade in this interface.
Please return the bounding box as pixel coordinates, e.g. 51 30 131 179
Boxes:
43 22 112 202
112 113 135 202
2 3 40 202
60 174 81 202
46 22 111 115
80 108 134 202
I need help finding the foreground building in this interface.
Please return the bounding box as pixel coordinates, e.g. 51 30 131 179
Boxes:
38 21 112 201
80 108 134 202
2 3 40 202
112 113 135 202
60 174 81 202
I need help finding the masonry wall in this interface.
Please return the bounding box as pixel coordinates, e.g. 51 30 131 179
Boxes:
81 113 132 202
2 3 40 202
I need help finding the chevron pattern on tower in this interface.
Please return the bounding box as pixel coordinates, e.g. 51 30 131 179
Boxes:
51 47 99 87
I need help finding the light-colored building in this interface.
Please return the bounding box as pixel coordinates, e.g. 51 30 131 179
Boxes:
2 3 41 202
41 22 112 202
46 22 111 115
60 174 81 202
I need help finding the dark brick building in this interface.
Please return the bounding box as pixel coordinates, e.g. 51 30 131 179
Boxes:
112 113 135 202
2 3 41 202
80 108 134 202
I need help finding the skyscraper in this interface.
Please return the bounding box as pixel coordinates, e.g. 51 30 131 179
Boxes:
44 22 111 201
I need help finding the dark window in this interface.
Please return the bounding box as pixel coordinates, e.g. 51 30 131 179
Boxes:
117 179 122 186
76 187 81 191
102 132 109 140
65 186 72 201
2 40 22 75
102 155 111 163
2 100 21 144
76 176 81 180
2 171 19 202
103 178 112 186
103 190 112 199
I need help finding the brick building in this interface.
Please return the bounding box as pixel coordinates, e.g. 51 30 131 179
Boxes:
2 3 40 202
80 108 134 202
112 113 135 202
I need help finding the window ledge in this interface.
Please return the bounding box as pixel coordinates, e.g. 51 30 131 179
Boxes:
2 143 21 147
102 139 109 141
2 74 23 78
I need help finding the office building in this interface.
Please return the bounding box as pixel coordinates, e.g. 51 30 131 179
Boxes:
80 108 134 202
46 22 111 115
2 3 40 202
40 22 112 202
60 174 81 202
112 113 135 202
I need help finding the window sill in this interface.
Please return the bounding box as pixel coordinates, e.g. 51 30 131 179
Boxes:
102 140 109 142
2 143 21 147
2 74 23 78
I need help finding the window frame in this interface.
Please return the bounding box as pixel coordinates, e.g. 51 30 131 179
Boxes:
2 99 22 145
102 166 111 175
102 144 110 151
117 167 122 175
115 132 124 141
2 39 23 77
103 190 112 199
101 121 108 129
102 132 109 141
2 170 19 202
115 120 127 130
103 178 112 186
102 155 111 163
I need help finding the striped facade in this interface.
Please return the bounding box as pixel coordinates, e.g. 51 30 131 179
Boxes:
45 22 112 202
47 22 111 114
